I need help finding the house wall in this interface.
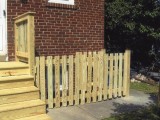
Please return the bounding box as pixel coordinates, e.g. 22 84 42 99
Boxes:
7 0 105 60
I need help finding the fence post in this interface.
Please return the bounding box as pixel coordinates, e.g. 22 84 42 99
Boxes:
124 49 131 96
40 56 46 102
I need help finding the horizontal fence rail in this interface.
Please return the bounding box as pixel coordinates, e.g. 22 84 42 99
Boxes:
35 50 131 108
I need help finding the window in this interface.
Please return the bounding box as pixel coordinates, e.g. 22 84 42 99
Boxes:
48 0 74 5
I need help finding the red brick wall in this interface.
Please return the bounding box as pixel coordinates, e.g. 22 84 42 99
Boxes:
7 0 105 60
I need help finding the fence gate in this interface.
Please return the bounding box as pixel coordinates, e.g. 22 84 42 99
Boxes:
35 50 131 108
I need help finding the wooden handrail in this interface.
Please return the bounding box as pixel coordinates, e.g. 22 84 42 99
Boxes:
13 12 36 20
14 12 36 75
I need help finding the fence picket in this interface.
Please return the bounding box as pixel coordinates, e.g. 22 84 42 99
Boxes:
62 56 67 107
93 52 98 102
97 53 100 101
35 57 40 89
118 53 123 97
126 50 131 96
81 53 87 104
87 52 92 103
98 51 103 101
55 56 60 107
69 55 74 105
35 50 130 108
103 53 108 100
113 54 118 98
75 53 80 105
79 53 83 104
109 54 113 99
47 56 53 108
40 56 46 102
84 52 87 91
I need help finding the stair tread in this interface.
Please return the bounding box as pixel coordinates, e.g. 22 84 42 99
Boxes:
15 114 52 120
0 62 29 69
0 75 33 81
0 99 45 112
0 86 39 95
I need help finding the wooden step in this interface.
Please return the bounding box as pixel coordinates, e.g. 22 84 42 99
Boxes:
15 114 52 120
0 62 29 76
0 86 39 105
0 75 34 90
0 100 46 120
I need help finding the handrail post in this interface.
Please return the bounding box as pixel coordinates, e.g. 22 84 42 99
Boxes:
27 13 35 75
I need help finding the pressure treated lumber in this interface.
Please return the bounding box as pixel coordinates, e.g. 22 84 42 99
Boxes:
0 62 28 69
0 75 34 81
62 55 68 107
14 12 35 75
123 50 131 96
0 86 39 105
103 53 108 100
55 56 60 107
93 52 98 102
35 50 131 108
69 55 74 105
40 56 46 102
0 75 34 90
0 100 46 120
47 56 53 108
118 53 123 97
87 52 92 103
109 54 113 99
0 62 29 76
75 53 80 105
15 114 52 120
5 12 51 120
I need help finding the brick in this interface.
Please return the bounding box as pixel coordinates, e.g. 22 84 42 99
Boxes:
7 0 104 60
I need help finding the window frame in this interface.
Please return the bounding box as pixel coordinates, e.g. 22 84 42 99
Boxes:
48 0 74 5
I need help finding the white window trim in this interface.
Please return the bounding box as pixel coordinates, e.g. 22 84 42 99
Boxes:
48 0 74 5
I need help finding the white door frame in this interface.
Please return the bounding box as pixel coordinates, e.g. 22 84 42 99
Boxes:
0 0 7 61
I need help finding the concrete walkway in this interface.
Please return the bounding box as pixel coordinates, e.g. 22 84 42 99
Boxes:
47 89 156 120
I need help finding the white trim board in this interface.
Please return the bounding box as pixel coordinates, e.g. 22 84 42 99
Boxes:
0 0 8 61
48 0 74 5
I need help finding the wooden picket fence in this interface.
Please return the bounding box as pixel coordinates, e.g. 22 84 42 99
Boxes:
35 50 131 108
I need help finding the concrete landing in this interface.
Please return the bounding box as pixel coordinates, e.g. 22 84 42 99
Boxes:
47 89 156 120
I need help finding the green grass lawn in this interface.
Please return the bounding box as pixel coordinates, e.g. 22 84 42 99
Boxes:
102 82 160 120
130 82 158 94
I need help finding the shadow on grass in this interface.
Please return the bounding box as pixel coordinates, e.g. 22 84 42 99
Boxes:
148 93 158 103
103 99 160 120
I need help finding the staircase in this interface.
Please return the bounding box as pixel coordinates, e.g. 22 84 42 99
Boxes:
0 62 51 120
